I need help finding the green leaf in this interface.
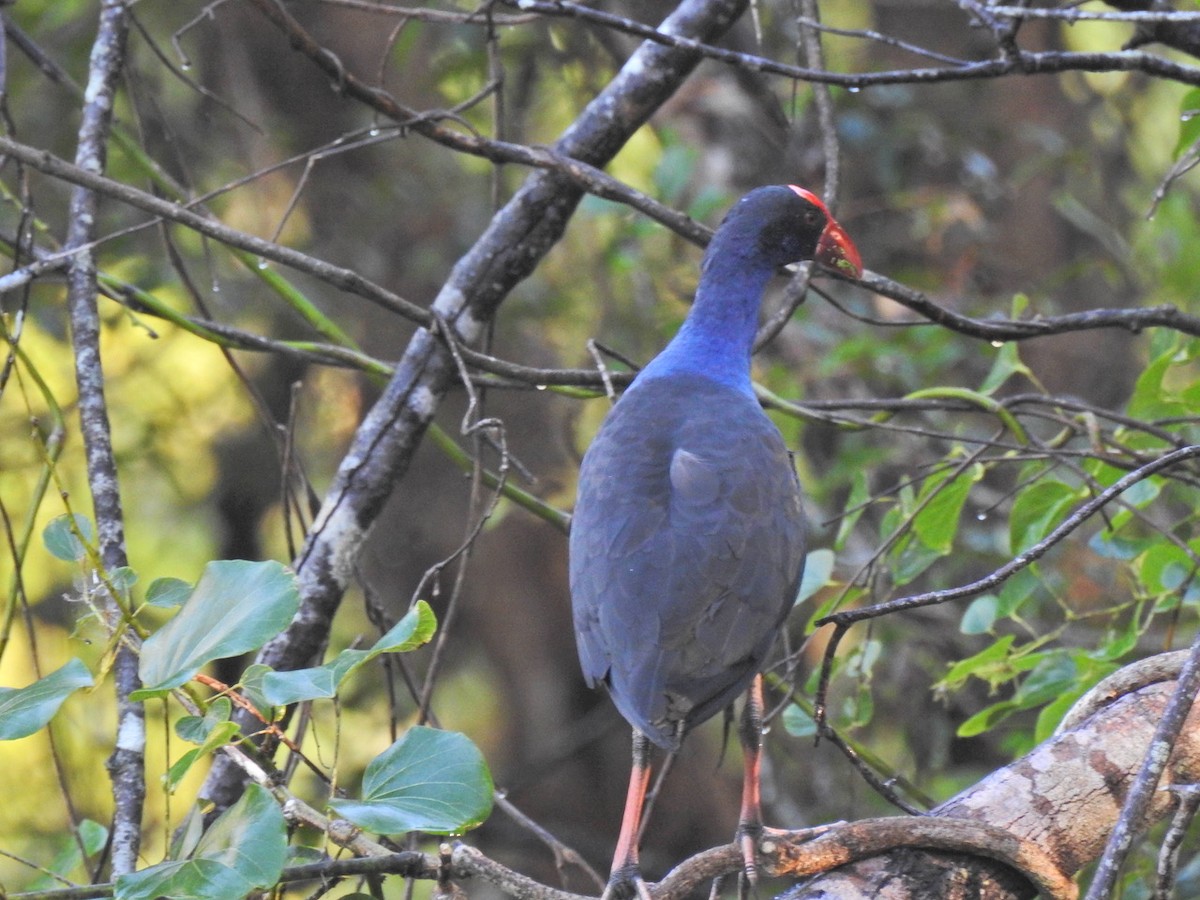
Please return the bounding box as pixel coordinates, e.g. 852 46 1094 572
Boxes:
913 463 983 554
372 600 438 653
938 635 1015 692
116 784 286 900
146 577 193 608
1014 653 1076 708
79 818 109 856
238 664 276 718
24 819 109 890
1035 690 1085 743
957 699 1017 737
137 560 300 695
170 700 239 790
175 697 233 744
835 471 869 552
1175 87 1200 159
844 679 876 728
781 704 817 738
1128 340 1189 420
165 749 204 794
0 659 93 740
110 566 138 594
1009 480 1079 555
329 726 494 835
1139 544 1197 594
1121 476 1162 509
259 601 437 706
796 549 835 604
890 538 944 586
806 585 866 631
1094 612 1143 662
260 666 339 706
960 595 998 635
43 513 95 562
979 340 1033 395
995 568 1041 619
171 806 206 861
653 143 699 203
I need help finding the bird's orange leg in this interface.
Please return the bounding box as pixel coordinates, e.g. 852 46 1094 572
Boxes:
605 730 654 900
736 675 767 883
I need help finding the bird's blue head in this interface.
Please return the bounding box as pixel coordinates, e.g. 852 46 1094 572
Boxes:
702 184 861 276
635 185 860 394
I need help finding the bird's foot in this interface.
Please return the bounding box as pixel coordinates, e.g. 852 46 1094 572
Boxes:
602 865 652 900
737 819 763 885
707 823 763 900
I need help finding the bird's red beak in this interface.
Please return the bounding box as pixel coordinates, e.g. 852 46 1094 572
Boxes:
788 185 863 278
815 218 862 278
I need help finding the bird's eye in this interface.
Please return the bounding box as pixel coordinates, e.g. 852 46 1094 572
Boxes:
804 210 820 225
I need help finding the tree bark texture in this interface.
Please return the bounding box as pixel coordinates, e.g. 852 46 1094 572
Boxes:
63 0 144 879
779 674 1200 898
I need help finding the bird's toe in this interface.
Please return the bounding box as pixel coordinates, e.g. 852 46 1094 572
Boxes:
603 864 653 900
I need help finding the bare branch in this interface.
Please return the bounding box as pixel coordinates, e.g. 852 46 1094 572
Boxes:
499 0 1200 88
61 0 142 879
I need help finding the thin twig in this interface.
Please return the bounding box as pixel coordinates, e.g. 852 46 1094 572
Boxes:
1084 631 1200 899
820 445 1200 628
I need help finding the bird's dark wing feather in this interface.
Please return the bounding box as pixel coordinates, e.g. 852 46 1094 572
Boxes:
568 374 806 750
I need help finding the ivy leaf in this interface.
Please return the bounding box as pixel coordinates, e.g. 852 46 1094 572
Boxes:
0 659 93 740
330 726 493 835
136 560 299 697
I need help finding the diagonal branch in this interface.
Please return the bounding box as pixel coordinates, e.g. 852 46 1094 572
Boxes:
818 444 1200 630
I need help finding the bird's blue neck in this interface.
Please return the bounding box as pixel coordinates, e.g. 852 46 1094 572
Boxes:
632 247 774 396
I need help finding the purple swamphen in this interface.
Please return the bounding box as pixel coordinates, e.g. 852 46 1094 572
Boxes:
568 185 861 898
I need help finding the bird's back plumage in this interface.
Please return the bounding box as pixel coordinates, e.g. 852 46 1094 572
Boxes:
569 373 806 750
